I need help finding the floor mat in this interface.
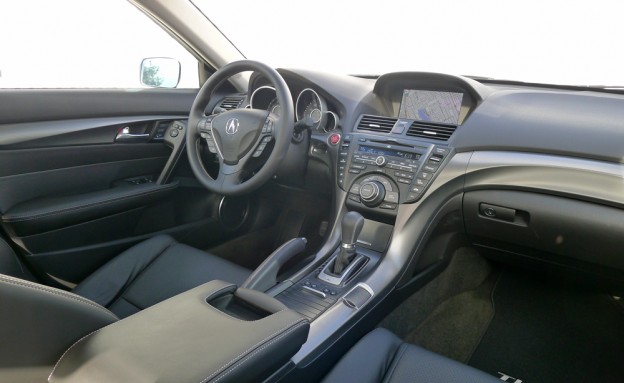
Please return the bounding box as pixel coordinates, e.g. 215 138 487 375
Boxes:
468 270 624 383
381 248 493 340
405 272 497 363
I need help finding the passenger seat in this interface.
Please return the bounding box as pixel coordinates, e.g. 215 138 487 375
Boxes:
322 328 499 383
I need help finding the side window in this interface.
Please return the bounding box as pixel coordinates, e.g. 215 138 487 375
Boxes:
0 0 199 89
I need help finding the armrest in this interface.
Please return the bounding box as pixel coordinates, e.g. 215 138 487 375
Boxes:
0 274 118 382
2 182 178 236
49 280 310 383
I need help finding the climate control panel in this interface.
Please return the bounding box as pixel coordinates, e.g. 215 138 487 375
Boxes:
337 133 451 213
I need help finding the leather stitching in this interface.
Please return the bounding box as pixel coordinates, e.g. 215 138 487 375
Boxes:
0 274 118 321
48 327 105 382
210 320 307 383
3 184 176 222
198 318 307 383
382 343 408 383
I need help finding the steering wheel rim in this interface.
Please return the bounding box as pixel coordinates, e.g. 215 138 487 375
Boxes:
187 60 294 196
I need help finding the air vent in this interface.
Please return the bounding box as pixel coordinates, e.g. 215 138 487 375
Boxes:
356 115 397 133
406 121 457 141
214 96 244 113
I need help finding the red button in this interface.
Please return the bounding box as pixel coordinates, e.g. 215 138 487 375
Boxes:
329 133 341 146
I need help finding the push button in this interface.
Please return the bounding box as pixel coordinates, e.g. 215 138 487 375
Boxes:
384 191 399 203
418 171 433 180
423 164 438 173
379 202 397 210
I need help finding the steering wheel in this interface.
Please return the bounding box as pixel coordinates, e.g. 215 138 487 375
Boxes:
187 60 294 195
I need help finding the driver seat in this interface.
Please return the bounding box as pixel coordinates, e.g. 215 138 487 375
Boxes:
71 234 252 318
2 234 251 319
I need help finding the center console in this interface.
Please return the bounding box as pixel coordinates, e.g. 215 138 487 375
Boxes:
49 281 309 383
338 133 450 214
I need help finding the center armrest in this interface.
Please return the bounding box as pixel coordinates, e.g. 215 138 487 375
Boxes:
49 280 310 383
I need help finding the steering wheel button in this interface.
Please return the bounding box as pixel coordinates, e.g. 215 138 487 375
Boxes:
262 136 272 143
258 143 267 150
169 129 179 137
253 150 263 157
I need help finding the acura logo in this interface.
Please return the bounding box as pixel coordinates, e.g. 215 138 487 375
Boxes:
225 118 239 135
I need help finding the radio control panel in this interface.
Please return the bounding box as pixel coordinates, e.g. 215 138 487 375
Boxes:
337 133 451 213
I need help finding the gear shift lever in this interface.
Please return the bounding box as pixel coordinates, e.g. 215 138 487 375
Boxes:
332 211 365 274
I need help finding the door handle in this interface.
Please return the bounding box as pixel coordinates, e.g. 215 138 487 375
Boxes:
115 127 150 143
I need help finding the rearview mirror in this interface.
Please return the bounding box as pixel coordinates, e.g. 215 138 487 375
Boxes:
140 57 181 88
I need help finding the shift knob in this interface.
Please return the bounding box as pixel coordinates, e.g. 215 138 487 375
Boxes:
341 211 365 247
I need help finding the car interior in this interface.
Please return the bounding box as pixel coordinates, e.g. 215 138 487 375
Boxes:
1 1 623 383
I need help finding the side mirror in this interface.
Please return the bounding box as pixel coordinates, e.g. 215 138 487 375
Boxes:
140 57 181 88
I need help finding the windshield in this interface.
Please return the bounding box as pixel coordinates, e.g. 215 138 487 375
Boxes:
194 0 624 87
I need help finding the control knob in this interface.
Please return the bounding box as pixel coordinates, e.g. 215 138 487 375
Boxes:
375 156 386 166
359 181 386 207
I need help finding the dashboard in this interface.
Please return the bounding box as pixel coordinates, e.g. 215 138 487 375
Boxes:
213 68 624 287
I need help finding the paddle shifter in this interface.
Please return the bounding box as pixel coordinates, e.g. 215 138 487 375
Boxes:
332 211 365 274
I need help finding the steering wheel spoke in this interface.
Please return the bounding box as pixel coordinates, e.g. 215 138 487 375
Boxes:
197 115 219 154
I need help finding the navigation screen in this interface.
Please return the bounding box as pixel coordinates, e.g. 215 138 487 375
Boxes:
398 89 463 125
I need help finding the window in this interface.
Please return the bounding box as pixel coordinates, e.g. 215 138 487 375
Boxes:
0 0 199 88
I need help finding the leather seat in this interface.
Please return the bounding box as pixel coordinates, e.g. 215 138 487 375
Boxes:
322 328 500 383
71 234 252 318
0 235 251 382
